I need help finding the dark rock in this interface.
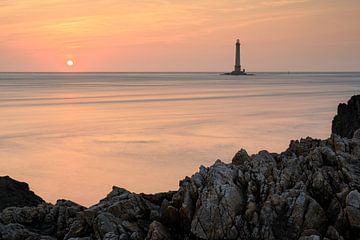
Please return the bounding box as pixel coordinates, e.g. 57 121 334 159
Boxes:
145 221 172 240
346 190 360 208
141 192 175 206
63 186 167 240
190 160 243 239
325 225 341 240
346 206 360 229
345 190 360 232
286 137 321 157
0 200 85 240
0 223 55 240
354 129 360 139
332 95 360 138
0 176 44 211
232 148 250 165
93 212 124 239
298 236 321 240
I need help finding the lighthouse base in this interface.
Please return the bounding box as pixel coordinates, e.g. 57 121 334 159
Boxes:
222 70 249 75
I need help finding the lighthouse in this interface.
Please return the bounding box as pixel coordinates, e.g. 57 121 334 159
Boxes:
223 39 248 75
234 39 241 72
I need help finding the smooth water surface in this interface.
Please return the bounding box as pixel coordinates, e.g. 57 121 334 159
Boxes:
0 72 359 206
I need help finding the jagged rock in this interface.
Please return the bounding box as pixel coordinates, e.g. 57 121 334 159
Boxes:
354 129 360 139
346 190 360 208
287 137 321 157
346 206 360 229
0 176 44 211
325 225 341 240
0 223 55 240
232 148 250 165
190 160 243 239
160 200 179 226
0 200 85 240
64 187 173 240
298 236 321 240
345 190 360 231
332 95 360 138
67 238 91 240
145 221 172 240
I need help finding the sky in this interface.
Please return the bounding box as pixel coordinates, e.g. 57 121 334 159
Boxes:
0 0 359 72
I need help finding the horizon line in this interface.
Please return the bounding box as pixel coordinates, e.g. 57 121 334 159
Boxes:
1 71 360 74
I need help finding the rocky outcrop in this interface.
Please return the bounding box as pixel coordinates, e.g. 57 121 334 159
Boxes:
332 95 360 138
158 134 360 240
1 96 360 240
0 200 85 239
0 176 44 211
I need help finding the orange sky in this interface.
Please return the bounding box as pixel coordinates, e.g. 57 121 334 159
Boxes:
0 0 359 72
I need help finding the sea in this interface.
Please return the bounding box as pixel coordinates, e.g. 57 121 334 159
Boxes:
0 72 359 206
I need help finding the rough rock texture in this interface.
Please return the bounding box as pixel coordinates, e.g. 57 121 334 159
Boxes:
0 176 44 211
332 95 360 138
1 96 360 240
0 200 85 240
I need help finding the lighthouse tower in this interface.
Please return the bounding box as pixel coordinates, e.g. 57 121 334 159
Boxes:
234 39 241 73
223 39 249 75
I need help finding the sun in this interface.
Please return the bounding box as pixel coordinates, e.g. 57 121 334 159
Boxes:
66 59 74 67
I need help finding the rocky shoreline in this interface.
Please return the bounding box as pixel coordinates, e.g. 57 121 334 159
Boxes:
1 95 360 240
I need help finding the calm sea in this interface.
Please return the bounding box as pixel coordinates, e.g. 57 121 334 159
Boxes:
0 72 359 206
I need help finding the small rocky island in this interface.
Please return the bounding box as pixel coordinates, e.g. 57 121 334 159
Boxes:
1 95 360 240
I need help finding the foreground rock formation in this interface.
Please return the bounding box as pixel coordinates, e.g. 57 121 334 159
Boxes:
1 95 359 240
332 95 360 138
0 176 44 212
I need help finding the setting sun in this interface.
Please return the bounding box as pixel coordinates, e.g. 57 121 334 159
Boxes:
66 59 74 67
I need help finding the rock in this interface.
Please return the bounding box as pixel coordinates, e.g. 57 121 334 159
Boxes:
326 225 341 240
232 148 250 165
346 190 360 208
309 170 335 206
301 195 328 233
332 95 360 138
0 176 44 211
345 190 360 231
331 134 347 153
93 212 124 239
64 217 91 240
190 160 243 239
346 206 360 230
298 235 321 240
287 137 321 157
108 195 148 221
55 200 87 238
0 223 55 240
354 129 360 139
160 200 179 226
145 221 172 240
63 186 170 240
67 238 91 240
0 200 85 240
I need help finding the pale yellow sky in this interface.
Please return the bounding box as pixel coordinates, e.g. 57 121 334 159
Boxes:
0 0 359 71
